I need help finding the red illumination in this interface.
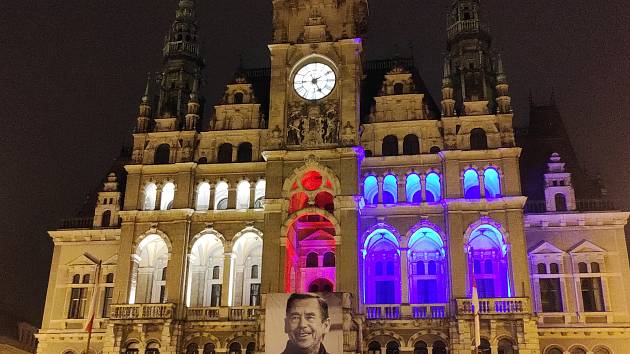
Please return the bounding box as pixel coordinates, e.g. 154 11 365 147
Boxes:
289 192 309 214
315 191 334 213
301 171 323 191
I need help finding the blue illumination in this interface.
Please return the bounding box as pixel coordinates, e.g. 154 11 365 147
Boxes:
383 175 397 204
364 176 378 205
463 169 481 199
425 172 441 202
363 229 401 304
483 168 501 198
405 174 422 203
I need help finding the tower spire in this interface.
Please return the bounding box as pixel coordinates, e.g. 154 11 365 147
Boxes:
136 73 152 133
156 0 205 124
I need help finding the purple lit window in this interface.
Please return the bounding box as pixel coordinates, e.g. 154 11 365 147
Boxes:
364 176 378 205
463 169 481 199
382 175 398 204
408 227 448 304
467 224 510 298
406 174 422 203
363 230 401 304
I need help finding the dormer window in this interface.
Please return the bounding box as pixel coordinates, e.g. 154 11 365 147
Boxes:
234 92 244 104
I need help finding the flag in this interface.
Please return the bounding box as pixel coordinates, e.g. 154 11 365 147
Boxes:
85 261 101 334
471 271 481 349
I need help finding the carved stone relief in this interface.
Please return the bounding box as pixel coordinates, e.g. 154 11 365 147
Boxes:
286 101 339 147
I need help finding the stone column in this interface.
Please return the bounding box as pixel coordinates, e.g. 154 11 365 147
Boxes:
250 183 256 209
222 252 234 307
398 177 406 203
479 174 486 198
208 183 215 210
420 174 427 202
400 248 409 304
377 176 384 204
227 186 237 209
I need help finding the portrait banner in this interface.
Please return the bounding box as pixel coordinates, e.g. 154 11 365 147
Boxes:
265 293 343 354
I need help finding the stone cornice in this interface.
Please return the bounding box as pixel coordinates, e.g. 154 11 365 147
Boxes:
445 196 527 211
48 229 120 244
125 162 196 174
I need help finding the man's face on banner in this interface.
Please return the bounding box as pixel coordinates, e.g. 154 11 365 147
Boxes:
285 298 331 352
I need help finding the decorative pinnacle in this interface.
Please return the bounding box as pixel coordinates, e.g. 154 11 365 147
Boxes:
189 77 199 102
141 73 151 103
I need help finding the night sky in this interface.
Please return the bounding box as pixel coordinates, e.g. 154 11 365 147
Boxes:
1 1 629 325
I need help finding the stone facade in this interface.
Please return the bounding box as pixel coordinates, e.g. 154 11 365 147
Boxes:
36 1 630 354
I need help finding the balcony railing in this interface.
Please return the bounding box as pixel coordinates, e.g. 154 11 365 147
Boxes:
59 217 93 229
365 304 448 320
456 298 529 315
447 19 489 40
525 199 616 213
110 303 175 320
186 306 259 321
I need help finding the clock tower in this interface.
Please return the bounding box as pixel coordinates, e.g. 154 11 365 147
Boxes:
261 0 368 301
266 0 368 149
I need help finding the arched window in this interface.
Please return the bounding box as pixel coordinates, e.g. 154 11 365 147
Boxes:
408 227 447 304
72 274 80 283
463 169 481 199
364 176 379 205
228 343 241 354
245 342 255 354
393 83 404 95
591 262 601 273
105 273 114 283
432 341 447 354
250 265 259 279
308 278 333 292
413 341 428 354
187 233 224 307
196 182 211 210
125 343 140 354
363 229 401 304
82 274 90 284
254 180 266 208
143 183 157 210
186 344 199 354
545 348 564 354
289 192 309 214
403 134 420 155
130 234 169 304
406 174 422 204
483 168 501 198
306 252 319 268
231 231 263 306
382 135 399 156
429 146 441 154
146 343 160 354
160 182 175 210
323 252 335 267
234 92 244 104
479 339 491 354
203 343 216 354
236 180 251 210
214 182 229 210
570 348 587 354
425 172 441 202
593 347 611 354
198 156 208 164
498 338 515 354
578 262 588 273
386 341 400 354
217 143 233 163
237 143 253 162
382 175 398 204
154 144 170 164
315 191 334 213
101 210 111 227
467 223 510 298
470 128 488 150
368 341 382 354
555 193 568 211
537 263 547 274
550 263 560 274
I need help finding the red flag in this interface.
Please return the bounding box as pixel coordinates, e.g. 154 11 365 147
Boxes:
85 262 101 334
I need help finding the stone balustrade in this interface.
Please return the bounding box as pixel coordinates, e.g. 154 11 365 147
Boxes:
365 304 448 320
186 306 259 321
456 297 529 315
110 303 175 320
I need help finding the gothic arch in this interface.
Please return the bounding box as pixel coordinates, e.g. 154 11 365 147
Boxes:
134 228 173 256
364 330 405 348
281 208 341 237
406 331 449 348
492 334 517 347
182 333 220 348
361 223 402 249
404 219 446 248
567 345 589 353
281 159 341 198
231 226 264 248
222 332 256 349
463 216 510 250
188 228 227 254
542 345 565 354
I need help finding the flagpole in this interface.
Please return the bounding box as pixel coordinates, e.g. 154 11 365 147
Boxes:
84 253 102 354
469 248 481 354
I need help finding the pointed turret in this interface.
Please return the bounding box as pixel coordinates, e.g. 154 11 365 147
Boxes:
442 0 511 116
544 153 576 212
184 78 200 130
93 173 121 228
136 74 152 133
156 0 205 124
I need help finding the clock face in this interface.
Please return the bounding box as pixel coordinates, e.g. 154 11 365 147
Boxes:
293 62 336 100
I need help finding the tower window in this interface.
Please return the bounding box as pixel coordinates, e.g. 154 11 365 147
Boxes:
234 92 244 104
393 83 404 95
154 144 171 164
555 193 568 211
237 142 253 162
403 134 420 155
101 210 112 227
470 128 488 150
217 143 233 163
382 135 399 156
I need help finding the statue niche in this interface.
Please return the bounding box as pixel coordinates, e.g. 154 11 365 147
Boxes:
287 101 339 147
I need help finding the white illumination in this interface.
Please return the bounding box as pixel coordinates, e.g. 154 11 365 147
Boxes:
293 62 336 100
